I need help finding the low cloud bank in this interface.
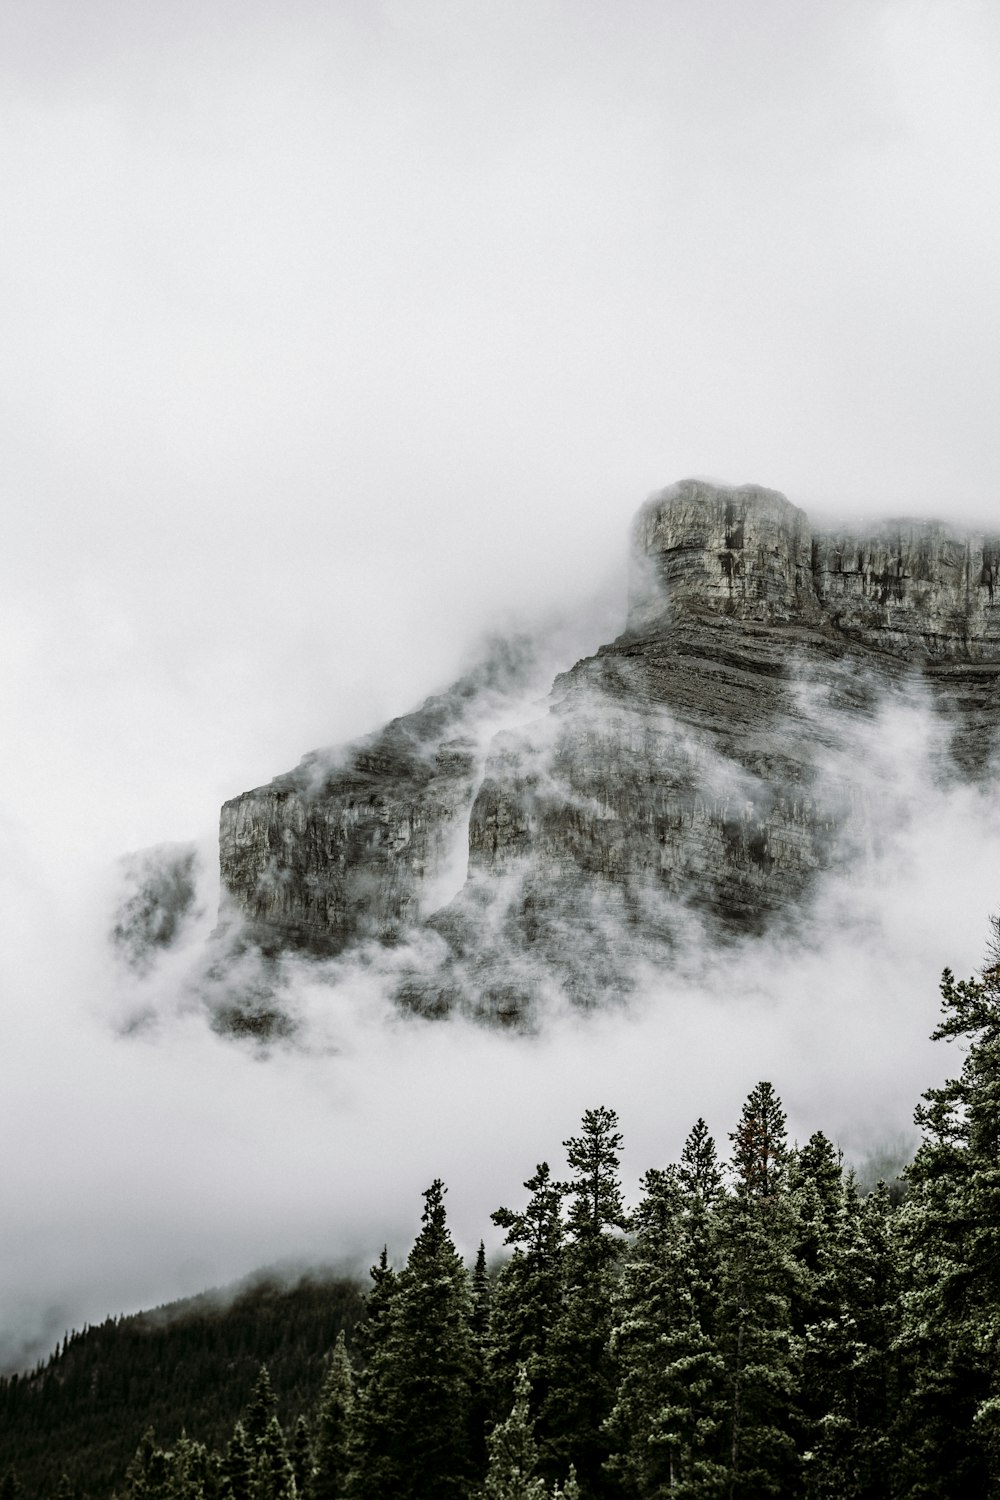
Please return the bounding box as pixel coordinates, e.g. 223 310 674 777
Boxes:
4 649 995 1374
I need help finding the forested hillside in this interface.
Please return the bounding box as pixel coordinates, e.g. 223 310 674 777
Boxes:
0 1276 365 1500
4 954 1000 1499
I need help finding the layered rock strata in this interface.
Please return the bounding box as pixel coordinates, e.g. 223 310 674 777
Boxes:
219 481 1000 1013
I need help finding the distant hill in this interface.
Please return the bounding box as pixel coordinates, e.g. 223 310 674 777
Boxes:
0 1270 366 1500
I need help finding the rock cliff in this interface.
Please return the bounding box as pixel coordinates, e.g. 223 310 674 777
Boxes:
218 481 1000 1018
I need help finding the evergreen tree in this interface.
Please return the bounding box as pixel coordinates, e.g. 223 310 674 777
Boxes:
289 1418 312 1500
221 1423 255 1500
311 1334 352 1500
253 1417 295 1500
551 1467 581 1500
167 1435 214 1500
345 1250 397 1500
471 1241 493 1473
490 1162 567 1425
716 1082 800 1498
472 1241 492 1346
677 1117 724 1205
799 1176 897 1500
893 961 1000 1497
124 1430 170 1500
482 1365 548 1500
351 1182 477 1500
243 1369 277 1452
543 1107 628 1499
606 1125 727 1499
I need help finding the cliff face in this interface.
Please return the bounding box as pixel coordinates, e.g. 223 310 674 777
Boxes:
218 481 1000 1013
218 639 539 954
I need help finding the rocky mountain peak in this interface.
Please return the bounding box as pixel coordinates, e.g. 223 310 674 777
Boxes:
215 482 1000 1022
630 477 1000 656
629 479 815 629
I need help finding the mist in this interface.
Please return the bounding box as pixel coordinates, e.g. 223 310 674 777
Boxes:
3 1 1000 1372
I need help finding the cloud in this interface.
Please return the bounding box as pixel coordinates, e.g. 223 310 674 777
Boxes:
3 0 1000 1372
6 614 992 1372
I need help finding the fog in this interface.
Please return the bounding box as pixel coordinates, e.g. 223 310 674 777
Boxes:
3 0 1000 1370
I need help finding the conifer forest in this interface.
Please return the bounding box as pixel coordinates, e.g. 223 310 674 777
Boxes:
5 954 1000 1500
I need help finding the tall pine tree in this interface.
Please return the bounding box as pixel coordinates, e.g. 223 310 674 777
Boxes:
893 961 1000 1497
717 1082 800 1498
351 1182 477 1500
543 1107 628 1500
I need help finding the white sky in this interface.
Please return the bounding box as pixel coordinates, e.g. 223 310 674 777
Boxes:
2 0 999 1368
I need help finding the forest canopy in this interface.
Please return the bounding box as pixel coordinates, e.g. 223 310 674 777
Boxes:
4 949 1000 1500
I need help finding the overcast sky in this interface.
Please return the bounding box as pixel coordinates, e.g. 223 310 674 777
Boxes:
3 0 1000 1368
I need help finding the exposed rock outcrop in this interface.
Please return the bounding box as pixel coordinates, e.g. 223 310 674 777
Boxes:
218 639 542 954
218 481 1000 1017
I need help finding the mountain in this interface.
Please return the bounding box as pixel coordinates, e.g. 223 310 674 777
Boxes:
215 480 1000 1023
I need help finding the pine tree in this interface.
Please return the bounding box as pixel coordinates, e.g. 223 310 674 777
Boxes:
253 1417 296 1500
167 1435 214 1500
243 1369 277 1452
716 1082 800 1498
677 1117 724 1205
346 1248 397 1500
472 1241 492 1345
311 1333 352 1500
543 1107 628 1499
351 1182 477 1500
482 1365 548 1500
490 1162 567 1426
471 1241 493 1473
289 1418 312 1500
221 1423 255 1500
124 1430 171 1500
799 1176 897 1500
893 961 1000 1497
606 1124 727 1499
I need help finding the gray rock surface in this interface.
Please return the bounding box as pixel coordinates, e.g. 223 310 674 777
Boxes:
218 481 1000 1018
218 638 541 954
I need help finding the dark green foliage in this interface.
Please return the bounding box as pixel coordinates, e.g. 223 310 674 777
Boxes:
13 937 1000 1500
221 1423 254 1500
490 1162 567 1426
0 1274 364 1500
311 1334 352 1500
606 1154 727 1499
799 1176 897 1500
345 1251 396 1500
543 1107 628 1498
122 1428 218 1500
470 1242 492 1473
289 1418 312 1500
350 1183 476 1500
244 1369 277 1450
482 1365 548 1500
254 1416 295 1500
716 1082 800 1498
892 963 1000 1498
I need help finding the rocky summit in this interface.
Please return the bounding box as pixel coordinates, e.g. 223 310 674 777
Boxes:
218 481 1000 1021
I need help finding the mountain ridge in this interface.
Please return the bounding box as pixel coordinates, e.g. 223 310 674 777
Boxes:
215 480 1000 1020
